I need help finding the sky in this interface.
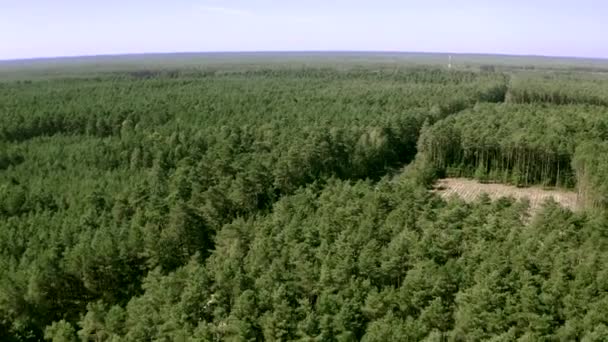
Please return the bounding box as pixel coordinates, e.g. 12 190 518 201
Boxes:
1 0 607 60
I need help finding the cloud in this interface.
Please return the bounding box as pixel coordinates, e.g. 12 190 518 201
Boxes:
196 5 254 17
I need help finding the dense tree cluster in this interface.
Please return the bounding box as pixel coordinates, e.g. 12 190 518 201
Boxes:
573 140 608 209
37 179 608 341
0 67 508 340
418 103 608 191
0 68 507 143
507 73 608 106
1 63 608 341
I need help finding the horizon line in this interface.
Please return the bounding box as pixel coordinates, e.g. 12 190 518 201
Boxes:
2 50 608 63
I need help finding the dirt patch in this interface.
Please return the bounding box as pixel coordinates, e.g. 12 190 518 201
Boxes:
434 178 580 212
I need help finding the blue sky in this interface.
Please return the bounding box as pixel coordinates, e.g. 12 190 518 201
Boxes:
1 0 606 60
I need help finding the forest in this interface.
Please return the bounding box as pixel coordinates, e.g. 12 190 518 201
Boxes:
417 103 608 188
2 54 608 341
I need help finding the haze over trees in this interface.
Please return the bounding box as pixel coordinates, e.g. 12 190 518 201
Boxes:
2 53 608 341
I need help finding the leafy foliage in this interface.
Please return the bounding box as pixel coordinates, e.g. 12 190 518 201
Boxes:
508 73 608 106
418 103 608 191
1 62 608 341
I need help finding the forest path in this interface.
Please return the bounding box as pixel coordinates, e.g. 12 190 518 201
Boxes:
434 178 580 213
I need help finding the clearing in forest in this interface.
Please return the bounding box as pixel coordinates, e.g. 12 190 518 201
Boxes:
434 178 580 212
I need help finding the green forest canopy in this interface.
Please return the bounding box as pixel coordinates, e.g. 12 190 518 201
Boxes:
2 55 608 341
417 103 608 188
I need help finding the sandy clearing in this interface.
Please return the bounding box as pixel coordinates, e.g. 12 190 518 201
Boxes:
434 178 580 212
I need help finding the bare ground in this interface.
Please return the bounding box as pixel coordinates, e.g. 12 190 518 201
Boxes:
434 178 580 212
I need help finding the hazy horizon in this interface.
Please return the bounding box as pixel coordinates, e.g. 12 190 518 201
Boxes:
2 0 607 60
3 50 608 63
